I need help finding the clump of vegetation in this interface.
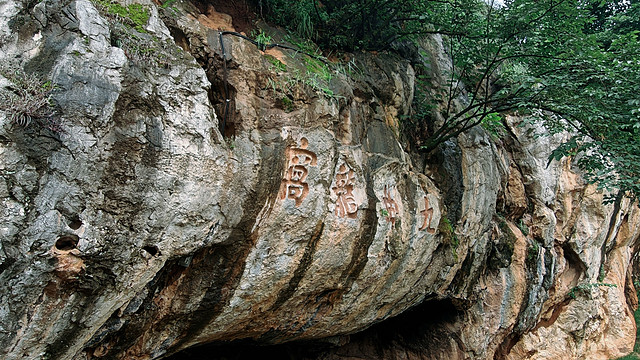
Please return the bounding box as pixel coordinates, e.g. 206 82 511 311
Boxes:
265 60 336 100
526 239 540 264
279 95 294 112
0 64 60 132
438 215 459 260
92 0 150 33
264 54 287 72
568 282 617 299
91 0 180 66
283 34 320 56
303 57 331 82
263 0 426 51
516 218 530 236
251 29 274 51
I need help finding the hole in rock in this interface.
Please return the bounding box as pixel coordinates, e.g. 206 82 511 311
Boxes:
208 77 237 138
55 235 79 251
143 245 159 257
68 217 83 230
168 25 191 53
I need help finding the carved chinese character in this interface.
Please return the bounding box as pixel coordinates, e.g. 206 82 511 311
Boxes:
419 196 436 233
280 138 317 206
382 185 399 228
332 163 358 218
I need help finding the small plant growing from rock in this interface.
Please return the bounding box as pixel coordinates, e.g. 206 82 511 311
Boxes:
92 0 180 67
264 54 287 72
279 96 294 112
569 282 617 299
516 218 530 236
0 64 59 132
251 29 273 51
439 215 459 260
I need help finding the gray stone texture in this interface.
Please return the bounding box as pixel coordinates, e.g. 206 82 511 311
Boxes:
0 1 638 359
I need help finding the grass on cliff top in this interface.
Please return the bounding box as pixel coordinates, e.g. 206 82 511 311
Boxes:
92 0 150 33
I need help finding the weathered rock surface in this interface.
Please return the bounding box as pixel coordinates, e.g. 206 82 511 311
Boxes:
0 1 638 359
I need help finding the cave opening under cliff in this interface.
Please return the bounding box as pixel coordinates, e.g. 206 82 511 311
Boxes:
165 298 463 359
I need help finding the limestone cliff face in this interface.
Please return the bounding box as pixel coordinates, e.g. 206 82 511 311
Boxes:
0 1 638 359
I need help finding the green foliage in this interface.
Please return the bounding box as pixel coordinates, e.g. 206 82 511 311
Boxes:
439 215 459 259
334 58 363 79
263 0 437 50
517 218 529 236
289 67 334 98
481 112 506 139
160 0 179 16
539 27 640 203
160 0 177 9
264 54 287 72
302 57 331 82
93 0 150 33
527 238 540 263
614 353 640 360
415 0 640 203
280 95 294 112
635 302 640 353
225 136 236 150
599 262 607 282
251 29 274 51
263 1 639 201
92 1 180 66
0 63 59 132
111 25 170 65
267 61 336 100
569 282 617 299
283 34 320 55
259 33 338 100
264 0 316 40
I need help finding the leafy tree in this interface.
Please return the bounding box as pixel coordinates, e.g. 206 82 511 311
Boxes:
260 0 640 202
409 0 640 202
261 0 430 50
537 3 640 202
